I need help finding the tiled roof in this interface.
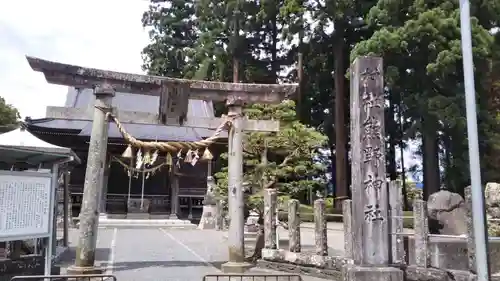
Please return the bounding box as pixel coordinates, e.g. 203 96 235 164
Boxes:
26 87 224 141
65 87 215 118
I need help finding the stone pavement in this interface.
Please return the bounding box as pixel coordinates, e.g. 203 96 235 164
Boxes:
57 228 328 281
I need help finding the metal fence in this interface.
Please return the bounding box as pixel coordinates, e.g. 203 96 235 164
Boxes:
203 274 302 281
10 275 117 281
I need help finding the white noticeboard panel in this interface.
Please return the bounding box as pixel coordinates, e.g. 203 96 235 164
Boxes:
0 171 54 242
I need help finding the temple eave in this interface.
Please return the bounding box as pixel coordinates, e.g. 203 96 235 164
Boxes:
24 117 228 142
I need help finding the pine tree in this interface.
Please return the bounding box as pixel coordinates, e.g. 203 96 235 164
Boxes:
214 100 328 260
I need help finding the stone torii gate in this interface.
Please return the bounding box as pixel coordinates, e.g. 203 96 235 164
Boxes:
26 56 297 274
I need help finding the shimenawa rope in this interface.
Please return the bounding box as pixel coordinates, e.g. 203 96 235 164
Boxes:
100 107 235 152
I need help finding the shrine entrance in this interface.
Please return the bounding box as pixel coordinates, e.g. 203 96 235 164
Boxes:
67 148 210 220
105 154 209 220
106 155 170 218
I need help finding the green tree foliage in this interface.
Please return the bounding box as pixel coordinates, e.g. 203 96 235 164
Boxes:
352 0 499 194
141 0 328 210
479 32 500 183
214 100 328 214
141 0 500 204
0 96 20 132
141 1 198 78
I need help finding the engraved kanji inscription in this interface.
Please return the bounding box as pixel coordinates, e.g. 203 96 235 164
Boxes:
364 204 384 222
362 91 382 115
360 67 381 80
364 174 384 192
362 116 382 141
363 146 383 167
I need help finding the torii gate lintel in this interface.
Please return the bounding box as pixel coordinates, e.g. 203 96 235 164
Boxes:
26 55 297 103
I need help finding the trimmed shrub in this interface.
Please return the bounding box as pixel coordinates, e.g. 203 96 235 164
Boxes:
278 203 415 228
278 203 343 222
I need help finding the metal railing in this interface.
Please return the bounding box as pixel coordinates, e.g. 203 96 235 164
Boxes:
10 275 116 281
203 274 302 281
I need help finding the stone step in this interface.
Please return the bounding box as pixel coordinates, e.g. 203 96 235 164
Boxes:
94 218 197 229
223 231 260 240
98 224 198 229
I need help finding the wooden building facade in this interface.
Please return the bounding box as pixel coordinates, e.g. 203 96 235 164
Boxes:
25 87 225 220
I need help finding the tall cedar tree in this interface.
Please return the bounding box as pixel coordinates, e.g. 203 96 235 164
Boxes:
352 0 499 195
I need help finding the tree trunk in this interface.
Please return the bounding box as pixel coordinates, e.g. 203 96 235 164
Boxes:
247 227 265 262
422 117 441 200
398 95 409 210
333 33 347 208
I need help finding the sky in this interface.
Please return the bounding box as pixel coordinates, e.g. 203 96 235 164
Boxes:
0 0 420 178
0 0 150 118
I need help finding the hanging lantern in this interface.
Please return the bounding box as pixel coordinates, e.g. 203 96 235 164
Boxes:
122 145 133 158
201 147 213 161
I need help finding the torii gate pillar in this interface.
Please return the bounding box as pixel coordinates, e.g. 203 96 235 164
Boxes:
222 99 252 273
68 84 114 274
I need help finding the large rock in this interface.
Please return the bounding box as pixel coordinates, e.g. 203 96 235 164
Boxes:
427 190 467 235
406 235 500 273
485 182 500 235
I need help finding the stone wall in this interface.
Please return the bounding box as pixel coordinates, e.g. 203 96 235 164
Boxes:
254 184 492 281
485 182 500 236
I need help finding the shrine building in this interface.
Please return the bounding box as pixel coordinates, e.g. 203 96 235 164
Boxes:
25 87 226 220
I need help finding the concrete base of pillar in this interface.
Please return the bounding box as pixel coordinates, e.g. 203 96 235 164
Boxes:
169 214 178 219
346 266 403 281
66 265 104 275
221 261 254 273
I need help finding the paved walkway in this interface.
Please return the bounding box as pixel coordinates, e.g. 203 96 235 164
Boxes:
58 228 328 281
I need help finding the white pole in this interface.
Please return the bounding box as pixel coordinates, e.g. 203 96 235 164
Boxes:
44 237 53 281
458 0 491 279
45 164 58 279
